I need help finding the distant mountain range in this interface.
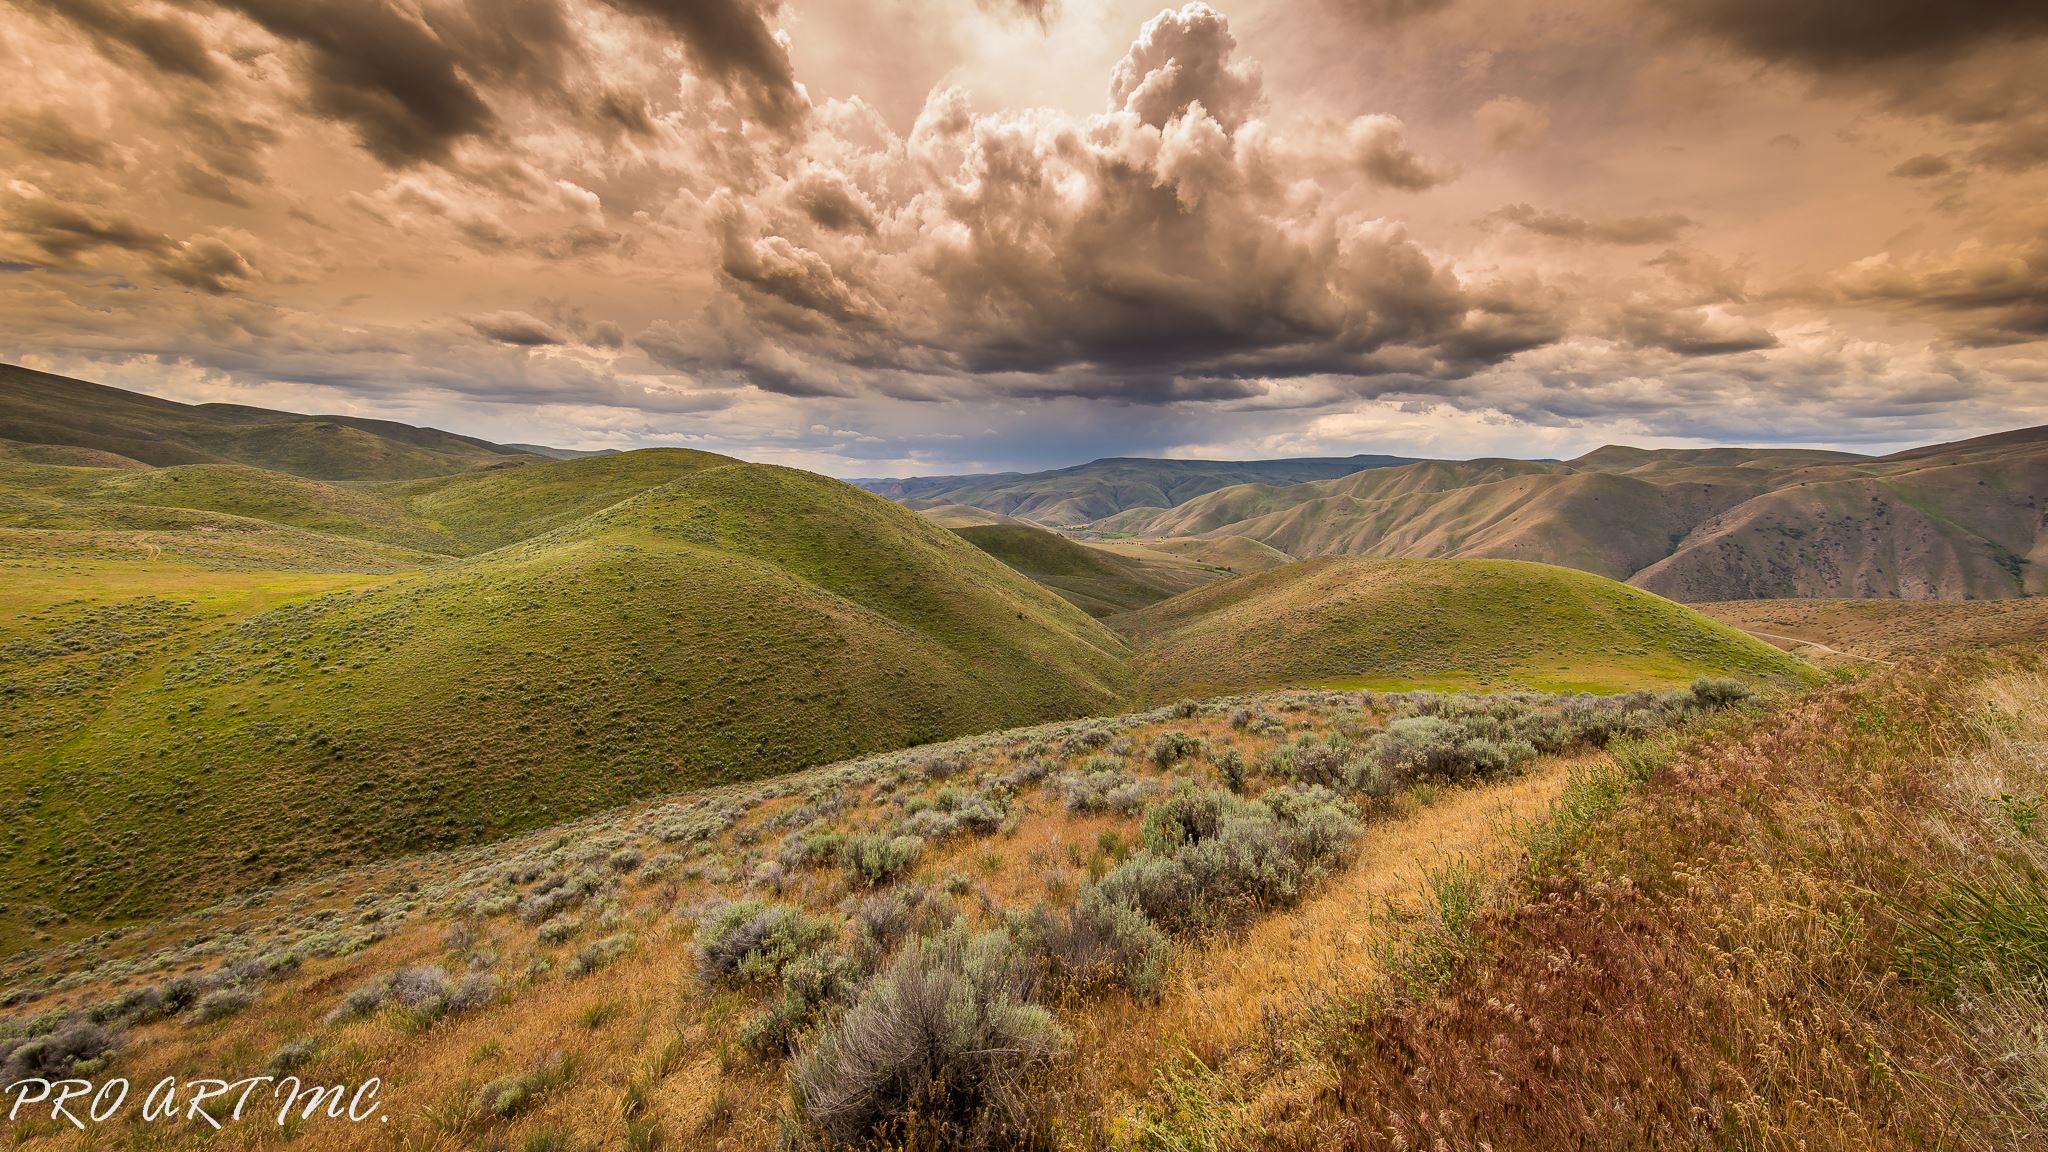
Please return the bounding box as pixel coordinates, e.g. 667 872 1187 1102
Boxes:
852 454 1417 524
878 432 2048 601
7 363 2040 602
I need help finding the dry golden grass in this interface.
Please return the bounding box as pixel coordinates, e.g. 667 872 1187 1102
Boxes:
1201 653 2048 1151
1699 596 2048 663
0 684 1802 1151
10 908 798 1152
1063 755 1582 1109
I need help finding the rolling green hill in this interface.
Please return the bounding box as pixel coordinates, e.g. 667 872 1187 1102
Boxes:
0 363 538 479
918 503 1032 528
0 459 1133 936
856 453 1414 525
1117 557 1815 700
376 448 733 554
951 522 1224 616
1087 533 1296 575
42 463 460 553
0 455 446 572
0 446 737 560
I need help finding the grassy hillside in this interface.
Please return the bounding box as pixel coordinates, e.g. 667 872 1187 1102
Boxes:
1088 533 1296 574
0 447 738 560
1118 557 1813 699
0 439 150 468
0 462 1133 939
375 448 732 554
54 463 460 553
0 364 536 480
1221 469 1721 579
951 522 1223 616
857 453 1414 524
0 456 445 573
918 503 1031 528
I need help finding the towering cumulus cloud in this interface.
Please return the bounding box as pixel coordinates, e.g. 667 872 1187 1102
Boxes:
684 3 1537 401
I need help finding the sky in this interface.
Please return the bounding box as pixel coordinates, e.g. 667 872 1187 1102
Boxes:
2 1 2044 476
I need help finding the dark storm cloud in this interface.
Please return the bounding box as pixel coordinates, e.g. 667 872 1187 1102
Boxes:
593 88 660 137
996 371 1267 405
789 171 878 234
1489 203 1696 245
608 0 808 130
1327 0 1455 27
1609 300 1777 355
1663 0 2048 71
1 109 115 167
900 144 1510 382
191 0 571 167
976 0 1057 28
1888 154 1954 180
1832 233 2048 346
154 236 258 294
639 317 858 399
718 228 878 327
469 311 569 346
4 199 171 260
22 0 221 81
1442 278 1570 362
169 0 801 167
1664 0 2048 171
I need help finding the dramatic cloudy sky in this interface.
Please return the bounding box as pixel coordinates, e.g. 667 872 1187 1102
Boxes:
3 1 2045 473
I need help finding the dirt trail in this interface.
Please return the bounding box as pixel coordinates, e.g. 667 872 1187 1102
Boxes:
1064 754 1583 1099
1740 627 1892 664
1166 755 1578 1046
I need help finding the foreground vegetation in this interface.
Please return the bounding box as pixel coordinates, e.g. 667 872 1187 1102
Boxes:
8 640 2043 1150
1 679 1757 1149
1114 652 2048 1150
